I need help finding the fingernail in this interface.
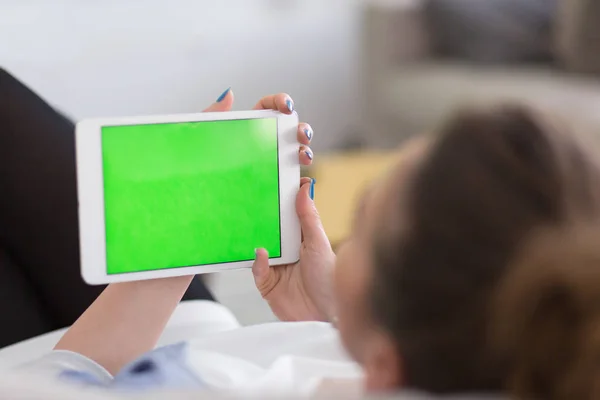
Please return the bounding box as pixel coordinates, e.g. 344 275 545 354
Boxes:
310 178 315 200
286 98 294 113
254 248 258 254
305 148 313 160
216 87 231 102
304 127 312 141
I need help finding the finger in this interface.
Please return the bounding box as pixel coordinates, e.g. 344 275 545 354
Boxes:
299 146 313 166
297 123 313 146
253 93 294 114
298 178 315 243
203 87 234 112
300 177 312 186
296 179 328 245
252 248 270 287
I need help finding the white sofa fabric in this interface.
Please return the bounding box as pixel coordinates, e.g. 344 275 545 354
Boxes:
361 0 600 148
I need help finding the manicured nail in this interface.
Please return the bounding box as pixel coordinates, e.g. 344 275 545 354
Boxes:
254 248 258 255
286 99 294 113
304 127 312 141
310 178 315 200
305 148 313 160
216 87 231 102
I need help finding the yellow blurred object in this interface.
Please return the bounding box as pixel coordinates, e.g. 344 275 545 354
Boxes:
310 152 399 246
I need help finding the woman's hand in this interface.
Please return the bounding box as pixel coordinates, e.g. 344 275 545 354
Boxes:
216 89 335 321
210 88 314 163
252 179 336 322
232 89 334 322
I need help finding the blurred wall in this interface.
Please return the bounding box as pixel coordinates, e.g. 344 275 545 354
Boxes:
0 0 362 150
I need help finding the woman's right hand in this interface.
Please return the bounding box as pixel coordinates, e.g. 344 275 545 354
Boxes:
252 178 336 322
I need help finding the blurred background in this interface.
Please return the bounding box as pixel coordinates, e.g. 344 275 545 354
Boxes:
3 0 599 324
0 0 363 151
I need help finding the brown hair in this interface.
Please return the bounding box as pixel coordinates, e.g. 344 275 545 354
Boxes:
369 105 600 397
493 227 600 399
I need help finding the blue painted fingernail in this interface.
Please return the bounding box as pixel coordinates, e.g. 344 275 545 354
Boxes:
286 99 294 113
305 148 313 160
216 87 231 102
304 127 312 141
310 178 315 200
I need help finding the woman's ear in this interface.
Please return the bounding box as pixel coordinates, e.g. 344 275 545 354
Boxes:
363 330 404 392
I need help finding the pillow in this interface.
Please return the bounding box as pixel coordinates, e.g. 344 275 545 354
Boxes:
424 0 558 64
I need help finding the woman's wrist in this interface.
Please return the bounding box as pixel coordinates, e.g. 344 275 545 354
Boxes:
55 274 196 374
315 253 338 323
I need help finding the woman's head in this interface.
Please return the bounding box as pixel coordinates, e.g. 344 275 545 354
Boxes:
334 105 600 396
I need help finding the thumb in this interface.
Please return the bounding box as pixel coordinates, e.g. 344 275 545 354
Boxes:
297 179 328 246
203 87 234 112
252 248 274 296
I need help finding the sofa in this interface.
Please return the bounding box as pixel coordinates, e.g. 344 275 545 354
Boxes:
360 0 600 148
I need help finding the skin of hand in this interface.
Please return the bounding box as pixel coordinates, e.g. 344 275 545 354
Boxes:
54 89 315 374
252 177 336 322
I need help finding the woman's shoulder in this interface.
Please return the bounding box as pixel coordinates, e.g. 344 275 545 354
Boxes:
23 321 357 394
183 321 361 394
187 321 343 363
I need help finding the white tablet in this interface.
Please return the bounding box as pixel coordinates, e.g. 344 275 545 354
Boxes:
76 110 301 285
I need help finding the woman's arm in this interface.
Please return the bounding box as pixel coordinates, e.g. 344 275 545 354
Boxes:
52 91 240 375
54 276 193 375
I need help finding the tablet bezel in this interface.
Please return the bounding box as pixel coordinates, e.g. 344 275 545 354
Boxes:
76 110 300 284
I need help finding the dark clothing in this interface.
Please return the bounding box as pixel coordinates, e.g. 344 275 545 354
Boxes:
0 68 213 348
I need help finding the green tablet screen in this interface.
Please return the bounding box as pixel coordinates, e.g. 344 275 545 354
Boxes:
101 118 281 275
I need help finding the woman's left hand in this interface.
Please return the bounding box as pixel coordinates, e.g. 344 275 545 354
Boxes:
206 88 314 165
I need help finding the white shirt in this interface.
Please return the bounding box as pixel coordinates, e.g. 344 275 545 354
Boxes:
22 322 363 397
